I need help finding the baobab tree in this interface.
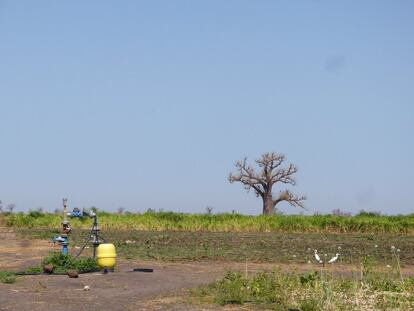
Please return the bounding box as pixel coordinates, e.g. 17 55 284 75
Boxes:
229 152 306 215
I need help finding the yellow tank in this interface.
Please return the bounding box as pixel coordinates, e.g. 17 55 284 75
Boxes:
96 243 117 270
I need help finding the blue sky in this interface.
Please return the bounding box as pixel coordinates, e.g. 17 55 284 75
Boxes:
0 1 413 214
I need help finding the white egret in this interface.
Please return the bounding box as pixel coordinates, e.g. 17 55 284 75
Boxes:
314 250 322 263
328 253 340 264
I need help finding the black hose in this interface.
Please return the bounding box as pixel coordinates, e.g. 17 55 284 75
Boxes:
14 272 65 276
13 271 97 276
131 268 154 273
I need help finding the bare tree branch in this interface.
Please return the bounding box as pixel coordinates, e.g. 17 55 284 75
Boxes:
272 164 298 185
229 158 266 197
274 190 307 209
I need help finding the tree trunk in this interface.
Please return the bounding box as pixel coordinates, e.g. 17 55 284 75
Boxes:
262 193 275 215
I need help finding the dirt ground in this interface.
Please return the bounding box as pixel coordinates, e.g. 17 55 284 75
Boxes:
0 227 275 311
2 227 414 311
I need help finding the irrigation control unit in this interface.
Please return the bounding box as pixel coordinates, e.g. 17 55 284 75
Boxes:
53 198 105 258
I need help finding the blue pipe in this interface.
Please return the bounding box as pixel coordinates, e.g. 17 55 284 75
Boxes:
53 235 69 255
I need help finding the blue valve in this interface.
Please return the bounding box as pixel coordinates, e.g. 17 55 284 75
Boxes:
53 235 69 255
69 208 83 218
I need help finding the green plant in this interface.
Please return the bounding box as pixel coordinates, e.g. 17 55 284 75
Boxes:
0 271 16 284
391 246 403 281
300 271 320 287
300 297 321 311
41 252 76 273
369 278 403 292
25 265 43 274
215 271 248 305
75 256 100 273
362 255 377 276
40 252 99 274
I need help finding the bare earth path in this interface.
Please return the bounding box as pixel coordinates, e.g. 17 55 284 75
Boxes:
0 226 51 270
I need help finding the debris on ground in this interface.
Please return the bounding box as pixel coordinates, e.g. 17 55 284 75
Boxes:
67 270 79 278
43 264 55 274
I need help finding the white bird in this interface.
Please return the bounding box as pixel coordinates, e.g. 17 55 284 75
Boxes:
328 253 340 264
314 250 322 263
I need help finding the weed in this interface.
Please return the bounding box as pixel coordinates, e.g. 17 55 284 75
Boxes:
25 265 43 274
369 278 403 292
362 255 377 276
215 271 248 305
300 271 320 287
0 271 16 284
75 257 100 273
299 297 321 311
37 252 99 274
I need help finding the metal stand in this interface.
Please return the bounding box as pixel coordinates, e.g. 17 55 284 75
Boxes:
75 213 105 259
91 213 103 258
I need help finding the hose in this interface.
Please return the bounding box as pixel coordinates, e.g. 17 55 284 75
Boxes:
12 271 96 276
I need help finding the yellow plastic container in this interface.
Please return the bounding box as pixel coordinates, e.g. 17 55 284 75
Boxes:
96 243 117 270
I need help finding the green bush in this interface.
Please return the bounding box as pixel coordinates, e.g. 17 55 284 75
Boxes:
39 252 99 274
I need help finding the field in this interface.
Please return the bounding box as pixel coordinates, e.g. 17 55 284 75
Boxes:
16 229 414 264
1 212 414 310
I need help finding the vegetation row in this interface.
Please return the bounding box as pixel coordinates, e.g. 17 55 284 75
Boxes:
3 210 414 233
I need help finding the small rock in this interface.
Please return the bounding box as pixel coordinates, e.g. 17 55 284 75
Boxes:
43 264 55 274
67 270 79 278
83 285 90 291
